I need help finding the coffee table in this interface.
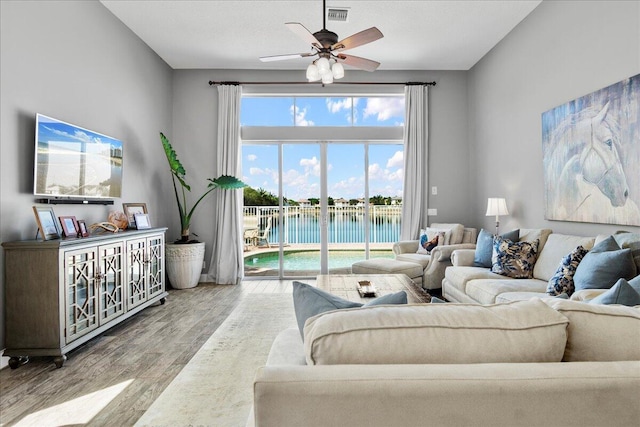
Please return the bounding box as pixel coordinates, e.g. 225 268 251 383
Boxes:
316 274 431 304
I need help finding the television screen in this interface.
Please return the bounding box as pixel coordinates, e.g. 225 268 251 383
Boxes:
34 114 123 199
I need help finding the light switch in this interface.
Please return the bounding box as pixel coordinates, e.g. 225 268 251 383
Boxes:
427 208 438 216
431 186 438 195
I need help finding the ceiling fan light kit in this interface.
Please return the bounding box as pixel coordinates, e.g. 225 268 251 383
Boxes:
259 0 383 84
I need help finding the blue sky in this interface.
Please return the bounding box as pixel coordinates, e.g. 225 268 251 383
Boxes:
241 96 405 201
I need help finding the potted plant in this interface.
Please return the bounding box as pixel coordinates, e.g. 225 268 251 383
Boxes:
160 132 246 289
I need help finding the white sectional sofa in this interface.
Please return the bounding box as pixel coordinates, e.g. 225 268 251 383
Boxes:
252 298 640 427
442 230 640 304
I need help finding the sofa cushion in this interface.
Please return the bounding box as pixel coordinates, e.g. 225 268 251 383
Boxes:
417 228 444 254
614 232 640 273
495 291 565 303
292 281 407 338
491 237 539 279
473 228 519 268
589 277 640 306
544 299 640 361
304 299 569 365
534 234 595 282
573 243 636 291
444 266 509 295
395 252 431 269
466 278 548 304
430 223 464 245
519 228 553 252
546 245 590 296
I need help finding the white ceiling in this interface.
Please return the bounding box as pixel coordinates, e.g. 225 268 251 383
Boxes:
100 0 542 71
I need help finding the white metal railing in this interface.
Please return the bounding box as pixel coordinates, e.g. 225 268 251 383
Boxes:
243 205 402 245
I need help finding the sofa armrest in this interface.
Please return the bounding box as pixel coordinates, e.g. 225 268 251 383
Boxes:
570 289 608 301
421 243 476 290
392 240 419 255
451 249 476 266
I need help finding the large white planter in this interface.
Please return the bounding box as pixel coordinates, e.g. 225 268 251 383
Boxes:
165 242 205 289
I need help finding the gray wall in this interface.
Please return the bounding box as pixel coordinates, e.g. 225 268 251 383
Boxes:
468 0 640 235
0 1 173 354
171 69 471 266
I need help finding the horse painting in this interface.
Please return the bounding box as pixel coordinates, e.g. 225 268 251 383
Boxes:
542 74 640 226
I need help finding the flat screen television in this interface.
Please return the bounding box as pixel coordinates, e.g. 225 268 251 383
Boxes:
34 114 123 200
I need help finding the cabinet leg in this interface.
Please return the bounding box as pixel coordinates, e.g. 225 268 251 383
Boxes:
8 356 29 369
53 355 67 368
160 297 166 305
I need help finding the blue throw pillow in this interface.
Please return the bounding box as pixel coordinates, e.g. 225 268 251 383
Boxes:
573 247 636 291
546 245 589 296
292 281 407 338
589 278 640 306
474 228 520 268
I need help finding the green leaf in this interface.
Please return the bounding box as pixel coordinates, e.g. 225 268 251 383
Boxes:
160 132 186 178
208 175 247 189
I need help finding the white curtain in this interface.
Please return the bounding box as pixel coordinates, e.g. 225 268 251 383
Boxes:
400 85 429 240
207 84 244 284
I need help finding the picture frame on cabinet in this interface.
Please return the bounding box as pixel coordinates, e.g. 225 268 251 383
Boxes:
59 216 79 238
122 203 148 228
32 206 61 241
134 213 151 229
76 220 90 237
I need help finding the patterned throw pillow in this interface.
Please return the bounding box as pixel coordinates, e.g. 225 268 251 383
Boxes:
491 237 539 279
546 245 589 296
416 228 445 254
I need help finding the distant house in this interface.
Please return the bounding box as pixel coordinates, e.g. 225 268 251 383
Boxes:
391 197 402 205
298 199 311 207
334 198 349 207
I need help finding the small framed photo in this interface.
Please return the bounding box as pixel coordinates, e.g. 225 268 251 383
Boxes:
59 216 79 238
32 206 62 241
123 203 148 228
76 219 90 237
134 213 151 229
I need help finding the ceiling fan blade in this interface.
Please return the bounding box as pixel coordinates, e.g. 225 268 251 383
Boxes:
332 27 383 52
285 22 323 49
259 52 315 62
337 54 380 72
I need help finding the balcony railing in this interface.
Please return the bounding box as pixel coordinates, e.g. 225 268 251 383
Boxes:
243 205 402 245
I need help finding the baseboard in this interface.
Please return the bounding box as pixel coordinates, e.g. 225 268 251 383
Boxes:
1 349 9 370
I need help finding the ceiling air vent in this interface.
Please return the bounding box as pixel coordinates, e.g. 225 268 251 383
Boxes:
327 7 350 22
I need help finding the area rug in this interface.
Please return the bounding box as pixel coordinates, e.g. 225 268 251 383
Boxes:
134 293 296 427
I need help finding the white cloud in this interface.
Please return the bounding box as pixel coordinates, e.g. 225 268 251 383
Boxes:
299 156 330 177
326 97 358 113
247 154 257 161
386 151 403 168
363 97 405 121
290 104 315 126
368 163 403 182
249 167 265 175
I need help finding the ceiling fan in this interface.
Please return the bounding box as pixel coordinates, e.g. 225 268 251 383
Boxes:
259 0 384 83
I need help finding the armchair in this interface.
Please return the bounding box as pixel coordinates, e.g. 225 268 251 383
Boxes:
393 224 477 290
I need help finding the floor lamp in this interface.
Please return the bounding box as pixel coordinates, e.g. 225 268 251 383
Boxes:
486 198 509 235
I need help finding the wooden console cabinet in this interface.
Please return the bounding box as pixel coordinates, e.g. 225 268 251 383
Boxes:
2 228 168 368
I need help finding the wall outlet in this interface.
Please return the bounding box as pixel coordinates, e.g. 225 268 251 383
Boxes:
427 208 438 216
431 186 438 195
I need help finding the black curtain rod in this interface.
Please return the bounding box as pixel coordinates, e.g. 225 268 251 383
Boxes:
208 80 436 86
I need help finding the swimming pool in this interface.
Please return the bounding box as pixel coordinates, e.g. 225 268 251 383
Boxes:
245 250 394 270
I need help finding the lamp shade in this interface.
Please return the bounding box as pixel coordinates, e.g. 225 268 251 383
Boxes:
306 63 320 81
316 57 330 74
332 62 344 79
486 198 509 217
321 71 334 84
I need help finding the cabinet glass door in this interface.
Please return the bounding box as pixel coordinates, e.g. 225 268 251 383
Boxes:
126 238 148 309
146 235 164 299
65 248 99 342
98 242 125 323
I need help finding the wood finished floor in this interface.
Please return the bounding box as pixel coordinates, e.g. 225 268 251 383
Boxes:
0 279 309 427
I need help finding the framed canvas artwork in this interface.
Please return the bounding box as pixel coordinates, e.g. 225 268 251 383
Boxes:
541 73 640 226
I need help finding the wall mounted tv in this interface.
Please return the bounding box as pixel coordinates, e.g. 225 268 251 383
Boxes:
34 114 123 202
